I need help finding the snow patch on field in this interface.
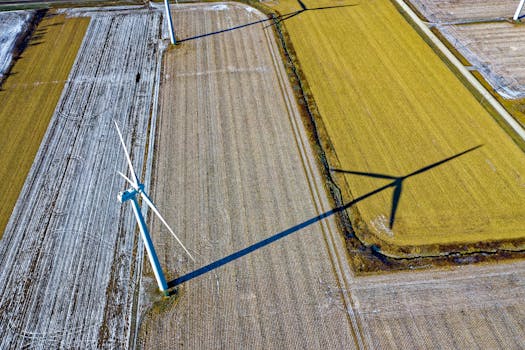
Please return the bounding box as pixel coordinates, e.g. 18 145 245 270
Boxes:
0 11 33 80
57 5 144 17
211 4 229 11
371 215 394 237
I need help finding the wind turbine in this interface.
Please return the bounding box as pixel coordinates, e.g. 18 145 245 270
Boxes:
114 121 194 295
164 0 176 44
514 0 525 21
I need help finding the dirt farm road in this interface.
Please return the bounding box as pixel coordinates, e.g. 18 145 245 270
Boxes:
137 3 361 348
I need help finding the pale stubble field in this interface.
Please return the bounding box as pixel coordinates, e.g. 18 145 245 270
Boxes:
137 3 360 348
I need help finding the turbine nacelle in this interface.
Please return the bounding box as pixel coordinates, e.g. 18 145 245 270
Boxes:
118 188 138 203
117 176 146 204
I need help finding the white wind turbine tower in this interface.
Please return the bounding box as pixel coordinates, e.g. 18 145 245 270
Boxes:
164 0 176 44
514 0 525 21
114 121 194 295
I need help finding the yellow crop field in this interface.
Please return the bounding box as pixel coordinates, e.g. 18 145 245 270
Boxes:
0 13 88 238
269 0 525 256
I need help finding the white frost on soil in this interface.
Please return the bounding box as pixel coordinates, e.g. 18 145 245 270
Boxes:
175 65 269 77
57 5 144 17
211 4 229 11
0 11 33 80
371 215 394 237
0 8 163 348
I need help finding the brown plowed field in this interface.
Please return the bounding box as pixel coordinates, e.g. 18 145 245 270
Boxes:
438 22 525 121
138 3 361 348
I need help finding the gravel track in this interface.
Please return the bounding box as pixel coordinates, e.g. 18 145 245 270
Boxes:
0 8 162 348
138 3 361 349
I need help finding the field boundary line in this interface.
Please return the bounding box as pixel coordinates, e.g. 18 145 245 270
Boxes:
264 15 368 350
395 0 525 141
353 258 525 287
130 15 166 350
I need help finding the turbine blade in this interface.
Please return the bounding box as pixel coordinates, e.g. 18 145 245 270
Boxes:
118 171 135 187
114 120 139 189
141 191 196 262
389 181 403 229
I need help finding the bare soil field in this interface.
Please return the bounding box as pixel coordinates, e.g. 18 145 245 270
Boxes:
0 7 164 347
349 260 525 348
268 0 525 258
406 0 525 124
137 3 361 348
439 22 525 100
0 12 88 238
408 0 520 24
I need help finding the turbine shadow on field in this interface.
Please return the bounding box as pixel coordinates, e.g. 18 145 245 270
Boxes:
178 3 358 43
267 2 360 26
168 146 482 288
331 145 483 229
40 21 64 28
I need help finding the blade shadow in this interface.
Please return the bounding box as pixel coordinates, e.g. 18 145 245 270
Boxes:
178 3 359 43
390 179 402 229
178 17 270 43
404 145 483 178
168 145 481 287
331 144 483 229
